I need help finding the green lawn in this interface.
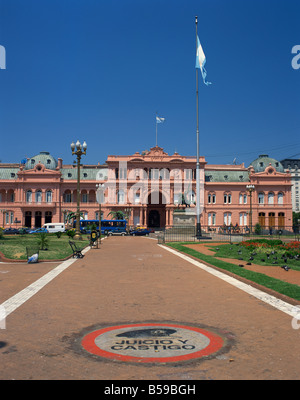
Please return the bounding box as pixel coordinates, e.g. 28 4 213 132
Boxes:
0 233 90 260
207 242 300 271
166 241 300 301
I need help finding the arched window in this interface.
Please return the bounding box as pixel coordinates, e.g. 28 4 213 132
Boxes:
208 192 216 204
208 213 216 226
258 192 264 204
278 192 283 204
224 193 231 204
239 193 247 204
46 190 52 203
35 190 42 203
224 212 232 225
239 212 247 226
26 190 32 203
64 190 72 203
81 190 88 203
268 192 274 204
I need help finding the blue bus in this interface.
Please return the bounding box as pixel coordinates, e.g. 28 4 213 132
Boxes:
73 219 127 234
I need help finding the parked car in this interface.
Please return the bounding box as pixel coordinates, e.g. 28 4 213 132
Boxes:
3 228 19 234
108 228 128 236
28 227 48 234
18 227 31 234
129 228 151 236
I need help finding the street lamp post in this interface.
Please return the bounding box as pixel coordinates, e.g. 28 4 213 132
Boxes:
96 183 104 246
246 184 255 234
0 209 7 228
71 140 87 240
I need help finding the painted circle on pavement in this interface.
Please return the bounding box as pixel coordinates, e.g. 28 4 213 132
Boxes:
81 323 224 363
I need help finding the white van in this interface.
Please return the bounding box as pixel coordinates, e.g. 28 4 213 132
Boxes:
42 223 65 233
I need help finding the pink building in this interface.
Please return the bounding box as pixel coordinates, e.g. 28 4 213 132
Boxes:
0 149 293 232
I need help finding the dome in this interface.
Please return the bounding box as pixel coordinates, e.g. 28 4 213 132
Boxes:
24 151 58 170
249 154 284 173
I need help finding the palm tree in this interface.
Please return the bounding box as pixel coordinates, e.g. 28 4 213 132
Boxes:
38 232 49 250
107 210 125 220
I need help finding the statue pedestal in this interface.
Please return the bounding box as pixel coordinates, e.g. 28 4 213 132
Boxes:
172 209 196 226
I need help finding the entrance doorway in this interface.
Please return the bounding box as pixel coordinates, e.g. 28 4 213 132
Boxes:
35 211 42 228
147 191 166 228
269 212 275 228
148 210 160 228
25 211 32 228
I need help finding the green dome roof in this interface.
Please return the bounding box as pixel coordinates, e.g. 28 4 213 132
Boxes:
24 151 58 170
249 154 284 173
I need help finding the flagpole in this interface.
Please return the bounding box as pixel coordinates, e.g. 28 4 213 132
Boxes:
156 113 158 146
195 16 202 238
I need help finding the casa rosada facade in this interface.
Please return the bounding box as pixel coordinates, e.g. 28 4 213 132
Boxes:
0 147 293 231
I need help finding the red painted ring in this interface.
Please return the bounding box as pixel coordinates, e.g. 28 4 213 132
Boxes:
81 323 224 363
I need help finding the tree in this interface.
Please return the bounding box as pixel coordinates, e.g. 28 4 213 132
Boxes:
66 211 83 223
107 210 125 220
38 232 49 250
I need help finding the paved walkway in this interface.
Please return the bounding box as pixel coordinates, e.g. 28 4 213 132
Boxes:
0 236 300 380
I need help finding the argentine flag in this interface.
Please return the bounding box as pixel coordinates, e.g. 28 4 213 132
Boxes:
156 116 165 123
196 36 211 86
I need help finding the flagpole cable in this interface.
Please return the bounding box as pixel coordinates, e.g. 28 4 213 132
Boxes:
195 15 202 238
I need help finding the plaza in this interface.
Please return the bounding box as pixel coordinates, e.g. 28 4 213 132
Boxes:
1 236 300 380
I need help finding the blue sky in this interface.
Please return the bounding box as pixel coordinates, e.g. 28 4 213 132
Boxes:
0 0 299 167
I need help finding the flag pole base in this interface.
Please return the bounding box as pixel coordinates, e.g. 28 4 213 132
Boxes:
196 223 202 239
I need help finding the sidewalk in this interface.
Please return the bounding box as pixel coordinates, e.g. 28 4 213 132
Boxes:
1 236 300 380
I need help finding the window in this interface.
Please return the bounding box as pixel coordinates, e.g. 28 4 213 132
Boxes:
224 212 232 225
26 190 32 203
150 169 159 180
135 191 140 204
268 192 274 204
224 193 231 204
208 193 216 204
82 193 88 203
64 192 72 203
118 190 125 204
35 190 42 203
46 190 52 203
5 211 14 225
119 168 127 179
239 193 247 204
95 211 103 220
239 212 247 226
278 192 283 204
160 169 170 180
208 213 216 226
258 192 264 204
185 169 193 180
187 191 195 204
